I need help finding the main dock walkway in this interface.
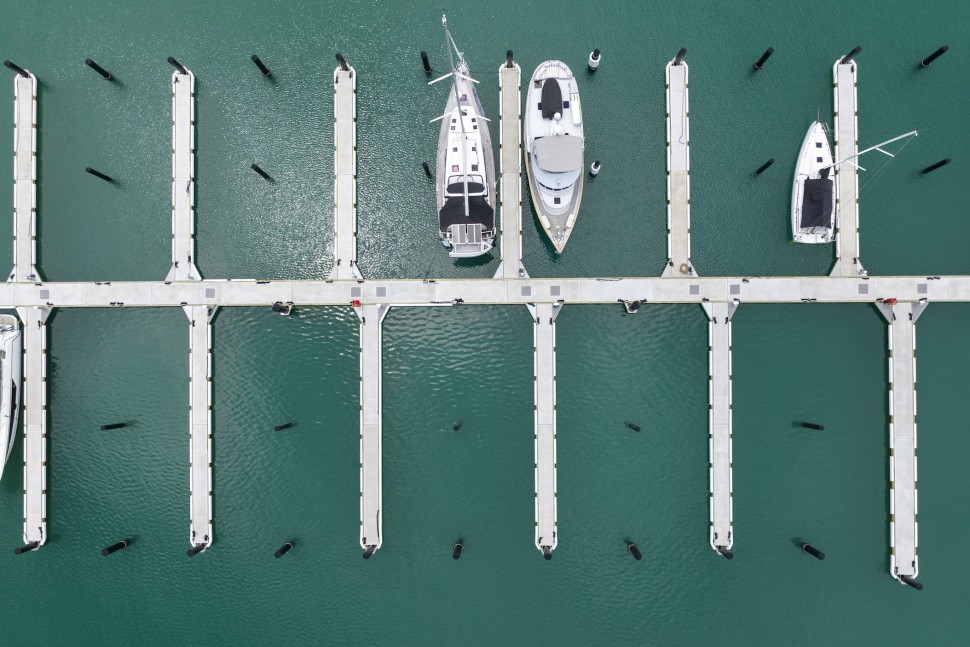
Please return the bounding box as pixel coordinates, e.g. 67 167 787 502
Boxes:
529 302 560 557
831 58 863 277
662 54 693 277
877 300 924 584
704 301 735 556
495 59 527 279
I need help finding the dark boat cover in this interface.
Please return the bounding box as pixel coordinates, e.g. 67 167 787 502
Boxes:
541 78 562 120
446 182 485 195
438 196 495 232
800 178 833 228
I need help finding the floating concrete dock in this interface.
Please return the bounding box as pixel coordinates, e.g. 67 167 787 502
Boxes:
704 301 736 555
495 59 527 279
17 306 49 547
662 55 694 277
877 300 925 584
330 61 362 281
357 303 388 555
0 53 955 580
528 301 561 557
831 58 864 277
167 67 199 282
187 304 215 551
10 70 38 283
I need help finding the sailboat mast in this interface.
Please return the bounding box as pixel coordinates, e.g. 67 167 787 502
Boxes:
442 14 471 218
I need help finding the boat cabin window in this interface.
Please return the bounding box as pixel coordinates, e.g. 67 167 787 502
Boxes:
816 142 822 148
563 100 570 108
816 157 822 162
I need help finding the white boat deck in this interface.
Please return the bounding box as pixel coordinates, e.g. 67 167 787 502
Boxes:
17 306 49 546
878 301 925 581
331 65 362 281
663 59 693 277
704 301 735 552
187 305 215 550
529 302 560 554
166 69 199 282
495 62 527 279
831 60 863 277
358 303 387 552
10 73 38 283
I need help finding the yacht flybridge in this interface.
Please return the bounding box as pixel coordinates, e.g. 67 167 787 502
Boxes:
0 315 22 480
429 14 496 258
524 60 585 253
792 119 917 244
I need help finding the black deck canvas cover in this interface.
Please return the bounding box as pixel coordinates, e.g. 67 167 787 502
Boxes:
438 196 495 232
800 179 833 228
541 78 562 120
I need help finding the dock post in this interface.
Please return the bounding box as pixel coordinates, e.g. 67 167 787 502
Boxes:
250 163 273 181
13 541 39 555
167 56 188 75
101 540 129 556
274 542 294 558
506 50 514 68
753 47 774 70
85 167 113 182
186 543 206 557
251 55 271 76
3 60 30 78
716 546 734 560
755 159 774 174
84 59 112 80
541 546 552 560
274 422 294 431
422 161 432 178
587 48 601 71
362 545 377 559
841 46 861 64
920 45 948 67
420 51 432 74
453 542 464 559
921 158 951 174
335 53 349 72
899 575 923 590
589 160 601 178
627 542 643 560
673 47 687 66
100 422 126 430
801 543 825 560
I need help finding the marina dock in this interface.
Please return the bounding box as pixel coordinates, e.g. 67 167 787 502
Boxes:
330 61 363 281
10 70 37 283
529 302 560 556
167 67 199 282
704 301 735 555
877 300 925 583
17 306 49 547
0 53 945 583
662 55 693 277
357 303 388 555
495 59 527 279
831 58 864 277
188 305 215 551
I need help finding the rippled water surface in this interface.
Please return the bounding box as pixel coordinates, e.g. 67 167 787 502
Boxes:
1 0 970 643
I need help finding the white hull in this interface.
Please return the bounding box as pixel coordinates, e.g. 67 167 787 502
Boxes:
0 315 22 479
791 120 836 244
524 60 585 253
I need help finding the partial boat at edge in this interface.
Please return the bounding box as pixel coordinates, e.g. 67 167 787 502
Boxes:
0 314 22 480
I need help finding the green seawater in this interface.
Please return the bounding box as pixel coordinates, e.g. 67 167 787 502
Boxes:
2 0 970 643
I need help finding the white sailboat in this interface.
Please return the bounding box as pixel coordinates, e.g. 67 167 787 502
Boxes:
792 119 918 244
429 14 496 258
524 60 585 253
0 315 22 480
